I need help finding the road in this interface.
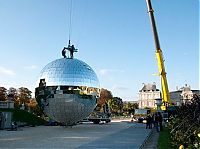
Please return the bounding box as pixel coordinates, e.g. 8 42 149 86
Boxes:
0 121 151 149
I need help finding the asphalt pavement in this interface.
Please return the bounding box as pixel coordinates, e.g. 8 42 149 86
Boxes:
0 121 152 149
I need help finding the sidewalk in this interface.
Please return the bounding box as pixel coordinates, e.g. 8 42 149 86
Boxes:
142 128 159 149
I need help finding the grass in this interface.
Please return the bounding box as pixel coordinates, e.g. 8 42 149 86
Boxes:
158 127 176 149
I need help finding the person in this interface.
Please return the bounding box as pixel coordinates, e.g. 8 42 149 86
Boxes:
158 112 163 131
149 115 153 129
131 113 134 122
155 112 160 132
11 121 18 131
151 113 156 127
146 114 151 129
62 48 67 58
70 45 75 58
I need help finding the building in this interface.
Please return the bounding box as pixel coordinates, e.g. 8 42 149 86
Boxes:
138 83 199 109
170 84 200 106
138 83 161 109
0 100 14 129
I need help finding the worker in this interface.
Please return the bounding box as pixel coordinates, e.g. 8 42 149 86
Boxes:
158 112 163 131
146 114 151 129
62 48 67 58
155 113 160 132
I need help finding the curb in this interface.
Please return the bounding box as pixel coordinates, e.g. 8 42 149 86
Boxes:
139 128 154 149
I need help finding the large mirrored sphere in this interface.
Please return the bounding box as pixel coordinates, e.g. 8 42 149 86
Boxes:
36 58 99 88
35 58 100 125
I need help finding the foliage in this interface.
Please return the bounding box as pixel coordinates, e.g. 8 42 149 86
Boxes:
13 109 46 125
0 86 43 116
98 88 138 116
113 97 123 114
98 88 113 105
168 94 200 148
123 102 138 115
107 97 123 115
8 87 19 108
0 87 7 101
0 108 47 125
18 87 32 110
27 98 43 116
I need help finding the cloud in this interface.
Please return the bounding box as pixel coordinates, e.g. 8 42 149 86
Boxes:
0 66 15 75
111 85 136 101
112 85 130 91
0 82 18 89
99 69 124 76
99 69 109 76
24 65 37 69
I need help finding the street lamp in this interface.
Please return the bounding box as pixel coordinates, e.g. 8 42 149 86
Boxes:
155 98 162 112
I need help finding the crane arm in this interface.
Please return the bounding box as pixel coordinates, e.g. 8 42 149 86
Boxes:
145 0 171 108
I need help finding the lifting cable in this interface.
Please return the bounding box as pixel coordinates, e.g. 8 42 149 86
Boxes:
68 0 73 43
68 0 76 118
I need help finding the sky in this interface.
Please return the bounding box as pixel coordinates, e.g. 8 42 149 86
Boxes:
0 0 199 101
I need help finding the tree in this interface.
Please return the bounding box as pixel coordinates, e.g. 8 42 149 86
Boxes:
27 98 43 116
18 87 32 110
168 94 200 148
0 87 7 101
106 97 124 116
107 98 118 115
8 87 19 108
114 97 123 114
123 102 139 115
98 88 113 105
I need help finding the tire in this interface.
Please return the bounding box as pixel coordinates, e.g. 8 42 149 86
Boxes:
93 120 100 124
106 119 111 123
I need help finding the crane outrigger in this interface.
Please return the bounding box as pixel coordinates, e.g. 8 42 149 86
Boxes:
145 0 171 110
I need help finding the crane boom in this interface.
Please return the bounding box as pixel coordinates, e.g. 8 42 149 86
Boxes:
145 0 171 109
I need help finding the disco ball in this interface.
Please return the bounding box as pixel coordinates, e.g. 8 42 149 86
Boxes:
35 56 100 125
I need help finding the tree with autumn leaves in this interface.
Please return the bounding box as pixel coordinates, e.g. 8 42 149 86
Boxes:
0 86 40 115
0 86 139 116
0 87 7 101
99 88 138 116
17 87 32 110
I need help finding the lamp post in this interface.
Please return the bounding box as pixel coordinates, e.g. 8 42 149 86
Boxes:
155 98 162 112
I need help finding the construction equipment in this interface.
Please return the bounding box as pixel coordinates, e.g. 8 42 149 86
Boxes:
134 109 151 123
86 103 111 124
145 0 171 110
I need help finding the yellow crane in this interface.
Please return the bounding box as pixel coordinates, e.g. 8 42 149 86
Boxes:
145 0 171 110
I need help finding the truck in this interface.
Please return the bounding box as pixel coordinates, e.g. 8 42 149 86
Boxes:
134 109 151 123
84 103 111 124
